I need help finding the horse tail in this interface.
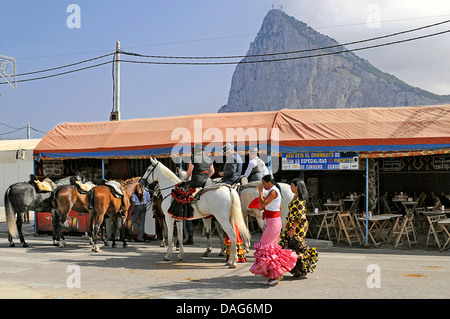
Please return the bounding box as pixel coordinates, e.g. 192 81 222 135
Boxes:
4 187 19 239
229 188 251 244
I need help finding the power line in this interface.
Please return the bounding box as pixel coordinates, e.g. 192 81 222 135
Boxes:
0 123 25 130
0 123 47 136
15 53 114 77
119 28 450 66
120 18 450 60
1 19 449 85
0 60 113 85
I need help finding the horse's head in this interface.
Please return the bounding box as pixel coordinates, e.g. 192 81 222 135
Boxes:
134 178 144 200
141 157 159 188
175 166 187 180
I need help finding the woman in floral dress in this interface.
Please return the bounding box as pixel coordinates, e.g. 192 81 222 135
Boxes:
279 178 318 279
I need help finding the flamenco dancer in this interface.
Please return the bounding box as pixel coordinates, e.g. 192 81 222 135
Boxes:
279 178 318 279
249 175 298 286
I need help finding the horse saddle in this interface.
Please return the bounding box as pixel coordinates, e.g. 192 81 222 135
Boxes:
104 180 124 198
29 175 56 192
238 181 260 191
75 181 96 193
191 182 234 203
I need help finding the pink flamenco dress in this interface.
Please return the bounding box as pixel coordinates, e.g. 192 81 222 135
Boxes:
248 198 298 280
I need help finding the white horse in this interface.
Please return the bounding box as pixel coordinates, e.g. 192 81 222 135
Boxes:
140 158 251 268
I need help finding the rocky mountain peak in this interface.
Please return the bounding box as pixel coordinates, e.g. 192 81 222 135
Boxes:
218 9 450 113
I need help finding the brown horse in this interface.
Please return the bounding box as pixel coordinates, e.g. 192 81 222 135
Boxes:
90 179 143 252
52 182 96 248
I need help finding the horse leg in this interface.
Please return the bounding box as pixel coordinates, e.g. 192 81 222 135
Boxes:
111 215 118 248
52 212 61 246
160 217 167 247
100 219 109 246
17 213 28 248
215 220 226 256
215 217 237 268
59 213 68 248
202 218 213 257
120 215 128 248
164 216 174 261
92 214 104 252
175 219 184 261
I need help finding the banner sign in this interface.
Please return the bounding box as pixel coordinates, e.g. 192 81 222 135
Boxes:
282 151 359 170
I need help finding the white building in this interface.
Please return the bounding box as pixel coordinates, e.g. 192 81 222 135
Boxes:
0 139 41 206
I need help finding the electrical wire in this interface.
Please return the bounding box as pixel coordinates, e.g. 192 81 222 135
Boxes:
119 28 450 66
120 19 450 60
0 123 47 136
0 60 113 85
1 19 449 85
15 53 114 77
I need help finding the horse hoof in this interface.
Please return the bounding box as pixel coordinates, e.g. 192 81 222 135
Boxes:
23 243 29 248
123 243 128 248
59 242 66 248
53 241 59 247
202 252 209 257
163 256 171 261
112 244 117 248
176 256 183 261
229 264 237 269
9 243 15 248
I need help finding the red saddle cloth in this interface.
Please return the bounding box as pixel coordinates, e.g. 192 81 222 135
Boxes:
168 182 195 219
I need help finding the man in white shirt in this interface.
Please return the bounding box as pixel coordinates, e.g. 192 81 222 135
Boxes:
131 188 151 242
244 147 269 182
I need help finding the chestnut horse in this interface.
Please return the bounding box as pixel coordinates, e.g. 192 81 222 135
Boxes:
90 179 143 252
52 182 96 248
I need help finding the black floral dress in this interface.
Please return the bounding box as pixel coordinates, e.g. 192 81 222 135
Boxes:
279 198 318 276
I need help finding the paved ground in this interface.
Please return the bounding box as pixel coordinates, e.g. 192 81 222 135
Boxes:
1 207 449 302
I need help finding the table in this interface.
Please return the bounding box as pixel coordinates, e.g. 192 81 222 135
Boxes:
306 211 328 239
324 202 340 213
343 198 359 213
358 215 397 246
391 196 407 210
437 218 450 251
401 201 418 215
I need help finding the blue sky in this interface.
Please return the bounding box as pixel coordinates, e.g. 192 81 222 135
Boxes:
1 0 450 139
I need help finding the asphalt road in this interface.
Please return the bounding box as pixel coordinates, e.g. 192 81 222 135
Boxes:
1 216 449 302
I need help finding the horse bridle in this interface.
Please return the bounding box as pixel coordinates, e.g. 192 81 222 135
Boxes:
142 161 159 187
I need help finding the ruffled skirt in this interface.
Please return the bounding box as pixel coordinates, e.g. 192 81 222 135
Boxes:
249 217 298 279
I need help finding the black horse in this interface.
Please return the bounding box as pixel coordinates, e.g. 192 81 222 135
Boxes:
4 174 87 247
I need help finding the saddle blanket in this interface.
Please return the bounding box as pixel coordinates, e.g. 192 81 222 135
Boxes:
75 181 95 192
105 180 124 196
168 183 199 219
34 178 57 192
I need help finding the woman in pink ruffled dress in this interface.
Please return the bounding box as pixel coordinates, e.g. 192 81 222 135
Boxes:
249 175 298 286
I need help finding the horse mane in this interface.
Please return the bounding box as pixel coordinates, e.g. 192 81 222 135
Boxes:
158 163 181 183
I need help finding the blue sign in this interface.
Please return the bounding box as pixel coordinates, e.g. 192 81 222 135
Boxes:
282 151 359 170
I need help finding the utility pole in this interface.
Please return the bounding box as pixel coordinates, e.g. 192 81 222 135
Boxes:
110 41 121 121
27 122 30 139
